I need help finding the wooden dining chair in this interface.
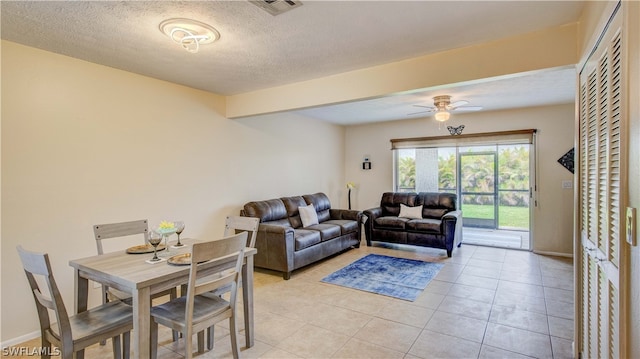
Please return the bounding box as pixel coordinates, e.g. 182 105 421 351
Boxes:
93 219 178 342
150 232 247 359
224 215 260 247
204 215 260 349
17 245 133 359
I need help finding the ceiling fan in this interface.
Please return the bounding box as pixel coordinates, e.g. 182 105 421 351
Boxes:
409 95 482 122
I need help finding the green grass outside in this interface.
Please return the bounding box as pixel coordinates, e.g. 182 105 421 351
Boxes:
461 204 529 229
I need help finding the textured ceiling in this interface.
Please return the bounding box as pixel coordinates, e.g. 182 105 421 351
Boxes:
1 1 584 124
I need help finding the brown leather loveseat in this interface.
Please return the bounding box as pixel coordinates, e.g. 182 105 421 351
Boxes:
364 192 462 257
242 192 362 279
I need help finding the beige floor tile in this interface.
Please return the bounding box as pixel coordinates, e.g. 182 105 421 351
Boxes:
276 324 349 358
408 329 481 359
437 295 492 321
253 311 306 346
331 338 405 359
497 280 545 298
551 336 575 359
425 311 488 343
493 291 547 314
258 347 301 358
546 298 574 320
423 280 453 296
306 303 372 336
467 258 505 270
548 316 574 340
462 265 502 279
197 337 274 359
377 300 434 328
544 287 574 304
483 323 552 358
322 289 392 316
447 283 496 304
412 290 446 309
489 305 550 334
498 270 543 285
354 317 422 353
478 345 536 358
456 273 499 289
542 275 574 291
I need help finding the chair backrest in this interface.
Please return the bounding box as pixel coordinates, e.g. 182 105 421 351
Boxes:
224 216 259 248
93 219 149 255
17 246 71 345
184 233 247 320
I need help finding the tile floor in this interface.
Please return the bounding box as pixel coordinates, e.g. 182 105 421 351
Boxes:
3 242 574 359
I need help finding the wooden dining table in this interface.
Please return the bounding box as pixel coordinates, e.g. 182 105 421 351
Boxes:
69 240 257 358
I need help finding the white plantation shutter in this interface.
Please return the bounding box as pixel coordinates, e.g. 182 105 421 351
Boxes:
578 5 624 359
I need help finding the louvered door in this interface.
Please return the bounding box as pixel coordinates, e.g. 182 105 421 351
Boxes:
578 5 624 358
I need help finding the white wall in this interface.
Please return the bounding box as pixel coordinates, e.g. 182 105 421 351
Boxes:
344 104 575 255
0 41 345 342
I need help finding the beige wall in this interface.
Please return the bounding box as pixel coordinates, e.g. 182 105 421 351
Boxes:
0 41 345 342
344 104 575 255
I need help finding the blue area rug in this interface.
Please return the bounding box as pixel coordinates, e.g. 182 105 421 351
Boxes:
321 254 443 301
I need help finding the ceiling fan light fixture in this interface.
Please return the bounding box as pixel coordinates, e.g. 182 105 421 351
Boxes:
159 18 220 53
434 110 451 122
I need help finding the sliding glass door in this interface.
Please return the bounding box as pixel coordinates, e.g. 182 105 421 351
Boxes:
395 143 531 249
459 149 497 229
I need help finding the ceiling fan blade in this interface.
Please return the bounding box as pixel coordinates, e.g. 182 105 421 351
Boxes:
447 100 469 109
413 105 436 110
453 106 483 111
407 110 432 116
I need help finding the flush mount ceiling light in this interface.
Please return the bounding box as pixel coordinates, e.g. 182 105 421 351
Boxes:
159 18 220 53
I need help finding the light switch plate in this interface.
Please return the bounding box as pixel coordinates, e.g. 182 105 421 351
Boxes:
562 180 573 189
626 207 636 246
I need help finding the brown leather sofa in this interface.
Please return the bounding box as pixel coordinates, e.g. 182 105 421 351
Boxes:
242 192 362 279
364 192 462 257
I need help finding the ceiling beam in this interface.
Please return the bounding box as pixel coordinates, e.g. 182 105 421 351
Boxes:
225 23 578 119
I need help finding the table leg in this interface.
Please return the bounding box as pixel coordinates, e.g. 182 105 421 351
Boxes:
74 269 89 314
242 256 254 348
133 287 151 358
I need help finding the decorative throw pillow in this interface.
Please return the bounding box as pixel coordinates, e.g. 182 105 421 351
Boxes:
299 204 319 227
399 204 423 219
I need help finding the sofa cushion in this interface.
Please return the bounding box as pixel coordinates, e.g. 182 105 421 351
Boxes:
299 204 319 227
243 199 287 222
399 204 423 219
323 219 359 235
281 196 308 228
380 192 418 217
303 192 332 223
304 223 341 241
417 192 457 219
295 229 322 250
406 218 441 233
375 216 409 229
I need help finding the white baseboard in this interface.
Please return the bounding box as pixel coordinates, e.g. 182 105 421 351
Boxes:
1 330 40 349
532 250 574 258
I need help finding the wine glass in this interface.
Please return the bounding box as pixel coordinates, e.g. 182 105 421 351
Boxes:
174 221 185 247
148 230 163 262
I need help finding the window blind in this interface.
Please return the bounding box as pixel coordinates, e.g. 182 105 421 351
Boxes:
390 129 536 150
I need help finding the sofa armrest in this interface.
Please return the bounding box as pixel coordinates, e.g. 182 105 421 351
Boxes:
363 207 383 220
254 223 296 275
442 210 463 249
363 207 383 246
